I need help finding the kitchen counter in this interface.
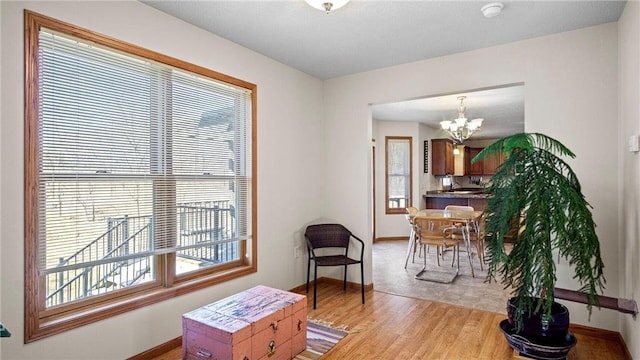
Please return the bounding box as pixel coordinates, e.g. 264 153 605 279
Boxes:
423 190 489 210
424 190 490 199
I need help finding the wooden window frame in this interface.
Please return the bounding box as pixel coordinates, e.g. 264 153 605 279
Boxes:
24 10 258 342
384 136 412 214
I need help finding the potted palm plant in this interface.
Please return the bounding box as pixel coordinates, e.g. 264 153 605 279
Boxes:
474 133 605 357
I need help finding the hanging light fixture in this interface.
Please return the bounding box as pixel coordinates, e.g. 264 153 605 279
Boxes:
305 0 350 13
439 96 484 143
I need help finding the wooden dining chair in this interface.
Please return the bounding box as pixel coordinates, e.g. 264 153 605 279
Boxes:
445 205 484 271
412 216 460 271
443 205 475 212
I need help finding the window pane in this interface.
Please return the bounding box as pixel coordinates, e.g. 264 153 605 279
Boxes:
42 180 156 307
175 181 241 275
39 31 158 307
386 137 412 213
40 31 152 175
170 71 249 274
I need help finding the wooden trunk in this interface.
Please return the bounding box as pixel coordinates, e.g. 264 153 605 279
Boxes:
182 285 307 360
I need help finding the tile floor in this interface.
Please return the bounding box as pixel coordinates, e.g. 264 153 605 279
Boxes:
372 239 513 314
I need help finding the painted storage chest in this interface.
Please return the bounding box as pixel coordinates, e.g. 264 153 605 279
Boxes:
182 285 307 360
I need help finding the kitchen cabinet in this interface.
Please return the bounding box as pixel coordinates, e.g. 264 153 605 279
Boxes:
463 146 505 175
482 151 504 175
431 139 454 176
464 147 483 175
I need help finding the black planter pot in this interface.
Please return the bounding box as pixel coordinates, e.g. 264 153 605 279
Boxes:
499 320 577 360
506 297 570 346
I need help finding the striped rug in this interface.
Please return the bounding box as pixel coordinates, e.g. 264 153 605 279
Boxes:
294 321 349 360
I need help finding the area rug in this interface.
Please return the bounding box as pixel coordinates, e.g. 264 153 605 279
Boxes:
294 320 350 360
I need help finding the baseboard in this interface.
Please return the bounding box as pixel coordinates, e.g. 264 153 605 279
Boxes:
375 236 408 243
619 332 634 360
127 336 182 360
568 323 620 341
289 276 373 293
568 323 632 359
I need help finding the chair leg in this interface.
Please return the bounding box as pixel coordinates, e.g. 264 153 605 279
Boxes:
360 262 365 305
476 240 484 271
435 245 440 266
313 264 318 309
306 258 311 293
451 246 456 267
467 247 475 278
343 264 348 292
464 235 475 278
404 230 416 269
423 242 429 268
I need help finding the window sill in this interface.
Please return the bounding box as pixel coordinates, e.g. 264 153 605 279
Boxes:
28 264 256 342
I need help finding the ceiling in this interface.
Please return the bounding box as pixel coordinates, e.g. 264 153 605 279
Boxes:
141 0 625 139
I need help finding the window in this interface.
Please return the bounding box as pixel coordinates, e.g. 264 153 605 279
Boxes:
385 137 412 214
24 11 257 341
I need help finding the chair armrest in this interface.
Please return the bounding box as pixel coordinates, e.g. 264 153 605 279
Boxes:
305 237 318 260
350 233 366 261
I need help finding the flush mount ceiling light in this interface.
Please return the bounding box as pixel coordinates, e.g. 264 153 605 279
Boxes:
305 0 350 13
481 2 504 18
440 96 484 144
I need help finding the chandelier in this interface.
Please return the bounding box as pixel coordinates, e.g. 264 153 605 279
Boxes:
305 0 350 13
439 96 484 143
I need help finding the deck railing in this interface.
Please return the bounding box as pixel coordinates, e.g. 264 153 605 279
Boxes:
177 201 238 264
46 215 152 307
45 201 238 307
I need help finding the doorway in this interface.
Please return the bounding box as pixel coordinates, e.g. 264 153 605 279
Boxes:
369 83 525 311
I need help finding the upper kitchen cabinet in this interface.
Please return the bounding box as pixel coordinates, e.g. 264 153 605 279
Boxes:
482 150 504 175
464 147 483 175
463 146 505 175
431 138 454 175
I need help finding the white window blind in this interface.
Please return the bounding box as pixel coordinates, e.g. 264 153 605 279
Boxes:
386 137 412 211
37 29 252 305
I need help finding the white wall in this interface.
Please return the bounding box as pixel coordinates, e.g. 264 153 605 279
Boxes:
374 120 418 238
373 120 444 239
324 23 621 331
0 1 324 358
618 1 640 358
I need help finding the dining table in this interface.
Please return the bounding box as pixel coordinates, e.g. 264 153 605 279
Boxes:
405 208 484 282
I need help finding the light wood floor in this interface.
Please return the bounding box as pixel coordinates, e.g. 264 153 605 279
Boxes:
148 281 629 360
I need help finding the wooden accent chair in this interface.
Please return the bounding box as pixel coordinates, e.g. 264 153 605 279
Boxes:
305 224 365 309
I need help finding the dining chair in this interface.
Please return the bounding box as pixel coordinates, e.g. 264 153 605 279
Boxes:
412 216 460 271
305 223 365 309
443 205 475 212
445 205 484 271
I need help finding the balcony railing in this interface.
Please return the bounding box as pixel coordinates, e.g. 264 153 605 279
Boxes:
46 215 152 307
45 201 237 307
177 201 238 264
